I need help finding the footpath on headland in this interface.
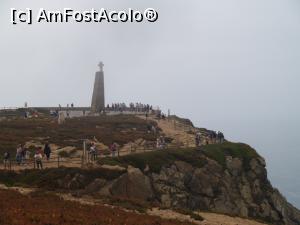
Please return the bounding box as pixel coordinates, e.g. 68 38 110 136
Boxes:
1 114 216 171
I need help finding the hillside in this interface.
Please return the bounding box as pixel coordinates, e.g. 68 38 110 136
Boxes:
0 188 193 225
0 114 299 225
0 187 271 225
0 143 299 224
0 115 158 156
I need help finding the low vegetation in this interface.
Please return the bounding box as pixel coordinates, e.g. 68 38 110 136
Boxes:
0 167 125 189
201 142 260 169
174 209 204 222
0 143 260 189
99 142 260 173
0 189 194 225
0 115 158 156
99 148 206 173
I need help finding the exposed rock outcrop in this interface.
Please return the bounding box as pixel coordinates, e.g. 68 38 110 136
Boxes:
58 145 300 225
57 173 86 190
110 166 154 201
149 156 300 225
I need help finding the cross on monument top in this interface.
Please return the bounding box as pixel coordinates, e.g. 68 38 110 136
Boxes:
98 61 104 72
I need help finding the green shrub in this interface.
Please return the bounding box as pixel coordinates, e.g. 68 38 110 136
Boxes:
202 142 259 169
0 167 125 189
99 148 206 173
99 142 260 173
174 209 204 222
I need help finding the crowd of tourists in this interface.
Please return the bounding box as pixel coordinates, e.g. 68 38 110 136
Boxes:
106 103 153 113
208 131 225 144
3 143 52 169
195 131 225 147
3 111 227 170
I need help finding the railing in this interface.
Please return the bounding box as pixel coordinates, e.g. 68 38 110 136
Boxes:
0 142 193 171
1 156 84 171
0 136 223 172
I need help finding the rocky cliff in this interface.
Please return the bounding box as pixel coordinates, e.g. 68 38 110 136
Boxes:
95 143 300 225
1 142 299 225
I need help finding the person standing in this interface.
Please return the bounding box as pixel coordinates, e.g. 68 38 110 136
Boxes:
34 148 43 169
110 142 117 157
16 145 22 165
218 132 225 143
3 151 10 169
20 145 27 165
44 143 51 161
89 143 97 161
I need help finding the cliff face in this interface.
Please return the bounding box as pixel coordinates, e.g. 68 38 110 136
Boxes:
1 143 298 225
97 143 300 225
150 156 300 225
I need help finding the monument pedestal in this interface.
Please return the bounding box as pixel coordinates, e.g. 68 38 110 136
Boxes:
91 62 105 112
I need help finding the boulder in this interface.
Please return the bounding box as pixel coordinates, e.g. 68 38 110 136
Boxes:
68 173 86 190
110 166 154 201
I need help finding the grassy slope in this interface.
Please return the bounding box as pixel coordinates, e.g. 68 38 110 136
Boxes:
0 167 125 189
202 142 260 168
0 115 157 155
99 142 260 173
100 148 206 173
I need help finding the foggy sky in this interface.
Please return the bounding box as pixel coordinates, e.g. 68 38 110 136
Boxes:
1 0 300 206
1 0 299 121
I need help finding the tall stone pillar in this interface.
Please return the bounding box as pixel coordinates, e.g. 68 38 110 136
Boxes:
91 62 105 112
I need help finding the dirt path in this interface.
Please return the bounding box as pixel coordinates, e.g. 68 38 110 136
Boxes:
148 208 270 225
139 115 197 147
198 212 269 225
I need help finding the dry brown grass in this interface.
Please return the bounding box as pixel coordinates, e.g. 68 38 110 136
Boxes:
0 189 195 225
0 115 158 156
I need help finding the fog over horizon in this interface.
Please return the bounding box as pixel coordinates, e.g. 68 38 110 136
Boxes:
1 0 300 208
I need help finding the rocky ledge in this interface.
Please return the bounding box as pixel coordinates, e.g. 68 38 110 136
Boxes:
92 143 300 225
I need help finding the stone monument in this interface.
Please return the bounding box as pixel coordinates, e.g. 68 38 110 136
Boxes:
91 61 105 112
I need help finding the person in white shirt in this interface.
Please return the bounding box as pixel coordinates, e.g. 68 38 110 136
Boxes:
34 148 43 169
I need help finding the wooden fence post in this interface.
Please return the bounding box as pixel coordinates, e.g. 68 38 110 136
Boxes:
83 140 86 164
